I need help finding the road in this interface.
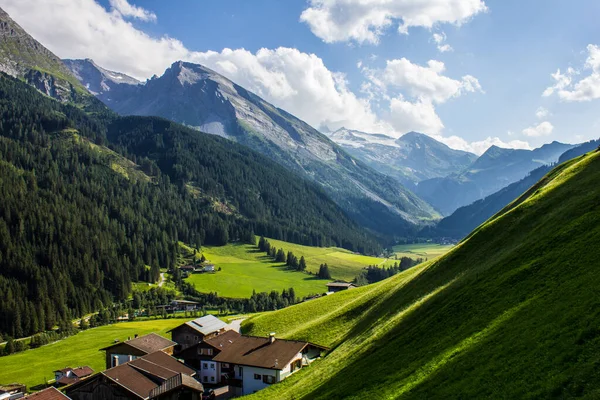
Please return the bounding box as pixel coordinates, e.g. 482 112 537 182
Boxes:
228 319 245 333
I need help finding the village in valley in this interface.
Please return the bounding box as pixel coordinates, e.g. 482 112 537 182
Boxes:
1 314 328 400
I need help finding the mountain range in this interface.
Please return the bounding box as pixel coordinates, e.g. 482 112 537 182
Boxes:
414 141 575 215
63 58 439 235
326 128 478 187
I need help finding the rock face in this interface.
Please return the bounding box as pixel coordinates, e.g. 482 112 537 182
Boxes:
63 59 141 96
327 128 477 188
0 7 85 102
67 60 440 235
415 141 576 215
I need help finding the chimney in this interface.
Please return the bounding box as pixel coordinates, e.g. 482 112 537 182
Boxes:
269 332 276 344
128 336 131 341
113 355 119 367
134 334 138 338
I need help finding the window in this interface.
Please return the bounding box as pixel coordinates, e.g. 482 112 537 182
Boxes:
198 348 213 356
210 363 215 369
203 376 208 383
210 376 215 382
254 374 261 380
263 375 276 384
203 363 208 369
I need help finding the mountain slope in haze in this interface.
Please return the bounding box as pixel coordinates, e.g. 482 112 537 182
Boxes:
242 149 600 399
415 141 576 215
559 138 600 163
434 137 600 239
66 60 440 235
0 7 88 102
327 128 477 186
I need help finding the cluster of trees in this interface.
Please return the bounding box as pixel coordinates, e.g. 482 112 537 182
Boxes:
0 74 379 339
318 264 332 279
177 278 301 314
258 237 307 272
355 257 424 285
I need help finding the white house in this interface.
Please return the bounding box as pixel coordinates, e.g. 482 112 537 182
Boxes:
192 331 327 396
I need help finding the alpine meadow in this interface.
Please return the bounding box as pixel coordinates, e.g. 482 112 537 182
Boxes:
0 1 599 399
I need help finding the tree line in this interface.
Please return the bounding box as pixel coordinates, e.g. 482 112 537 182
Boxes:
354 257 424 285
0 74 380 339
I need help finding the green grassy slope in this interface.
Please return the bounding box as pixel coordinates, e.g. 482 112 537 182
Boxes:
258 238 400 281
242 150 600 399
185 243 330 298
0 319 183 389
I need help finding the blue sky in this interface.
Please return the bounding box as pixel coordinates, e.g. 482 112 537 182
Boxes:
4 0 600 153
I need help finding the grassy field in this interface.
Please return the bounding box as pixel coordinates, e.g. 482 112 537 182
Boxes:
392 243 454 261
0 319 184 390
241 151 600 399
251 238 400 281
183 239 443 299
186 243 330 298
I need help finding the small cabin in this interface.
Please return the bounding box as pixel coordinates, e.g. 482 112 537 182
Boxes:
326 282 357 293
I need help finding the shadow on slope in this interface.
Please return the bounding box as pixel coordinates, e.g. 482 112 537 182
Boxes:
244 150 600 399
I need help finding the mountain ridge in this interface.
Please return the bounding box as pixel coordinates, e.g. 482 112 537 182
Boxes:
415 140 575 215
326 127 478 187
66 59 440 235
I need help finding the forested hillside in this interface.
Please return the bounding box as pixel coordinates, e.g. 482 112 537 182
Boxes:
243 149 600 399
0 74 378 339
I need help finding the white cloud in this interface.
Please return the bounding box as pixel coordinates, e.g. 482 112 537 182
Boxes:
522 121 554 137
432 32 453 53
363 58 482 135
388 97 444 135
3 0 489 154
544 44 600 102
300 0 487 44
367 58 482 104
535 106 550 119
109 0 156 22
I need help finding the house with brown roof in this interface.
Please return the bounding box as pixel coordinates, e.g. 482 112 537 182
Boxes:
53 367 94 387
175 330 327 396
23 387 71 400
100 333 176 369
326 281 357 293
0 383 27 399
169 315 230 352
64 351 202 400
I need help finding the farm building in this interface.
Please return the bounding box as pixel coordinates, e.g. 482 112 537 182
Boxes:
174 330 327 396
0 383 27 399
178 265 195 274
65 351 202 400
100 333 176 369
326 282 357 293
169 315 230 351
53 366 94 387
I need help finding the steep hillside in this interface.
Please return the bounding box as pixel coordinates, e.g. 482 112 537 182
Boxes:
416 141 575 215
0 73 380 340
242 150 600 399
0 7 88 102
66 60 439 235
327 128 477 186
